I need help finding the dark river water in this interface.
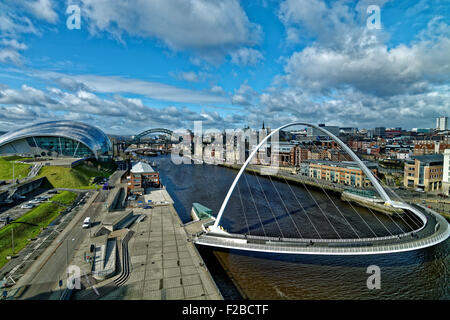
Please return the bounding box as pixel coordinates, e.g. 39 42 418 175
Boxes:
145 155 449 300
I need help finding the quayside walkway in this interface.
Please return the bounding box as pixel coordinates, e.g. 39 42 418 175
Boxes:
195 204 449 255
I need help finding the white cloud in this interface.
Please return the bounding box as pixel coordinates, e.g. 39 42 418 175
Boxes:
1 39 28 51
0 84 245 133
230 47 264 66
249 0 450 129
276 0 450 97
173 71 209 83
19 0 58 23
0 49 22 64
30 71 230 105
80 0 262 63
0 1 58 65
231 81 257 106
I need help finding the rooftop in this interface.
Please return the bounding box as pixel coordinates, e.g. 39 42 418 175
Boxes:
409 154 444 164
131 161 155 173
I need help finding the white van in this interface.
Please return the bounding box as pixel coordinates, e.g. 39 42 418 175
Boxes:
82 217 91 228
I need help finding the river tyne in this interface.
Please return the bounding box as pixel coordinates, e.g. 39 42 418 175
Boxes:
144 155 449 300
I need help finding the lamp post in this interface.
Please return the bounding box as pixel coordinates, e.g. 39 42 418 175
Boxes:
11 226 14 255
66 238 75 279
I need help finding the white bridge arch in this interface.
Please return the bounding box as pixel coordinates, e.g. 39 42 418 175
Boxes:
194 122 450 255
212 122 391 232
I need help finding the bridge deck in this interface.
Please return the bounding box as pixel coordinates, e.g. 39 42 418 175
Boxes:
194 205 449 255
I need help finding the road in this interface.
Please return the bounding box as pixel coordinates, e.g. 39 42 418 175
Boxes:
18 190 107 300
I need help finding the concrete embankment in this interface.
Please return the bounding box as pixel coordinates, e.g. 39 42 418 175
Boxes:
218 163 403 216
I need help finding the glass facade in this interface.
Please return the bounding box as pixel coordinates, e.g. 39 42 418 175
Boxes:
25 136 94 158
0 120 112 159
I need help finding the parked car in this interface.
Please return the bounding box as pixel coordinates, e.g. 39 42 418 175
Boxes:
48 190 58 194
143 205 153 209
21 203 35 209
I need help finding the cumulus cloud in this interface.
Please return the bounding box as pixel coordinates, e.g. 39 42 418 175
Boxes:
0 1 58 65
249 0 450 129
277 0 450 97
172 71 209 83
230 47 264 66
80 0 262 63
17 0 58 23
0 84 245 134
231 81 258 106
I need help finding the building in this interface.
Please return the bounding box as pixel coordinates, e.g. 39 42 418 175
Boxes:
127 161 160 195
271 142 295 167
374 127 386 137
0 120 112 160
307 124 340 137
308 160 378 188
404 154 444 191
443 149 450 196
413 141 450 155
290 146 308 166
436 116 448 131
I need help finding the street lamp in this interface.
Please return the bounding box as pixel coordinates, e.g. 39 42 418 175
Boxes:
66 238 75 280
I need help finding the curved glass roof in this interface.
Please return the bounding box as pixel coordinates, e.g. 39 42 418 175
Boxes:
0 120 112 158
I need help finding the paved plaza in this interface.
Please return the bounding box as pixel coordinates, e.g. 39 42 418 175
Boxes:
100 202 222 300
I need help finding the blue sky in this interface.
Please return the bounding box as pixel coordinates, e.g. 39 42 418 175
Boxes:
0 0 449 134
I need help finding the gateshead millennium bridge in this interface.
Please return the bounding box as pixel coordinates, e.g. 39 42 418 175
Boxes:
194 122 450 255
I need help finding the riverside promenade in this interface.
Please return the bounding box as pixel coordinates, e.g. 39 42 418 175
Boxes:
79 188 223 300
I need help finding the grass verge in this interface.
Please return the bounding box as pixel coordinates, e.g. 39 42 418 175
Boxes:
0 191 77 269
0 156 31 180
37 161 115 189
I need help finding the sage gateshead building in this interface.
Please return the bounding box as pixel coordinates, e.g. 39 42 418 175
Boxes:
0 120 112 160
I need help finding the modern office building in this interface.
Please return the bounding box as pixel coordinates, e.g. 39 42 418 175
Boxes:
374 127 386 137
404 154 444 191
307 124 340 137
0 120 112 160
436 116 448 131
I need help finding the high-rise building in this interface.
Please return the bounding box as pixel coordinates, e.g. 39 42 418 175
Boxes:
436 116 448 131
374 127 386 137
307 125 340 137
